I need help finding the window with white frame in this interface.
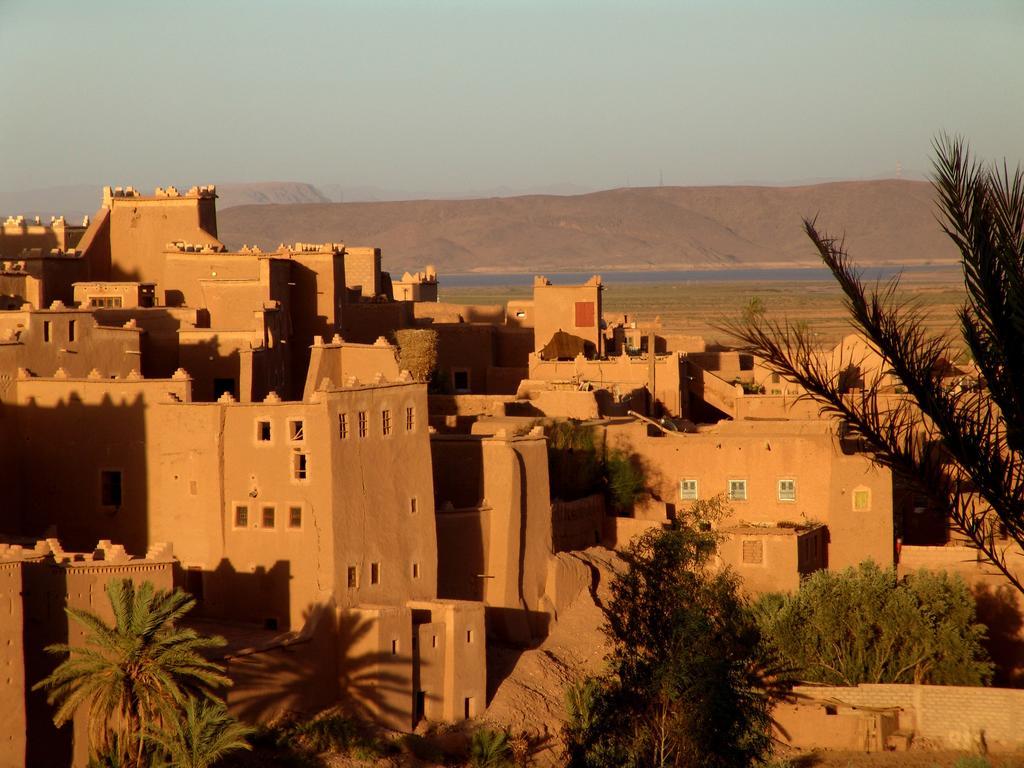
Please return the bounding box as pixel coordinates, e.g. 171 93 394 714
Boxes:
679 479 699 501
728 479 748 501
778 479 796 502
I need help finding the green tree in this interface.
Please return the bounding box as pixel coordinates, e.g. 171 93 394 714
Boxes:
563 506 790 768
725 137 1024 593
754 562 992 686
33 579 232 766
145 698 252 768
469 727 514 768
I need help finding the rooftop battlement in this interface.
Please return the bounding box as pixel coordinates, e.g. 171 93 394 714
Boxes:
284 242 347 254
103 184 217 205
2 214 89 230
167 241 227 254
0 538 174 566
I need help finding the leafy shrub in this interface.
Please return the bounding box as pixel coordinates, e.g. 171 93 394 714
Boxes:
604 449 643 512
547 421 603 501
469 727 514 768
394 328 438 382
755 562 993 685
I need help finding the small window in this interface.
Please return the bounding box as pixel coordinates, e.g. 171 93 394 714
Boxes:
391 639 399 655
515 310 526 318
853 488 871 511
100 470 122 507
339 413 348 439
410 497 418 515
778 479 796 502
466 629 474 644
262 506 276 528
412 562 420 579
728 479 747 501
382 409 392 436
742 539 764 564
257 420 271 442
68 319 76 342
293 452 308 481
679 479 698 501
406 406 415 431
431 634 438 649
464 697 473 719
288 506 302 529
347 565 358 589
43 320 51 343
771 372 780 384
234 505 249 528
370 562 381 585
358 412 367 438
289 420 304 441
453 370 470 392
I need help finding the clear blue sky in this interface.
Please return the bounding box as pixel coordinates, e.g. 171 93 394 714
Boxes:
1 0 1022 195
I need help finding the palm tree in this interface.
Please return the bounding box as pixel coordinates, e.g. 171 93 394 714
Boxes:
144 697 253 768
725 136 1024 595
33 578 232 765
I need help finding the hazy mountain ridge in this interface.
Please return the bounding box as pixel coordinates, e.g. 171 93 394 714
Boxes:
218 180 959 274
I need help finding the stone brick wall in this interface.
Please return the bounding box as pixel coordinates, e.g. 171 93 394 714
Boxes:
793 683 1024 749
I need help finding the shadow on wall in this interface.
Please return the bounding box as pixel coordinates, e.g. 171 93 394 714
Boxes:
973 582 1024 688
2 395 150 554
23 564 72 768
225 604 415 729
180 335 241 401
184 559 292 632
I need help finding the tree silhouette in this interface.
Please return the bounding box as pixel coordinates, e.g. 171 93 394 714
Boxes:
33 579 231 765
725 136 1024 594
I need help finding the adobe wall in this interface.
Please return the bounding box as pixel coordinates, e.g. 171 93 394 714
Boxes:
413 302 505 325
602 419 893 572
0 561 26 768
220 606 340 724
407 599 487 722
9 376 191 554
326 383 437 613
551 495 605 552
99 189 222 294
344 248 382 298
341 302 414 344
303 339 401 398
87 306 200 378
532 279 602 357
785 683 1024 751
8 542 175 768
0 309 142 380
431 431 553 644
717 525 826 594
529 353 683 417
0 216 86 258
343 605 414 730
288 246 346 348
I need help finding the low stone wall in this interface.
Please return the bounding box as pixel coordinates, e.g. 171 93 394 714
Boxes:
788 683 1024 750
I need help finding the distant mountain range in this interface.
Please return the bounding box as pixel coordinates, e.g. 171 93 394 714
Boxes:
217 180 958 274
1 179 957 275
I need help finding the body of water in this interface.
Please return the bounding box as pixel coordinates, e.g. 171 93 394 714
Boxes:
442 264 960 287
